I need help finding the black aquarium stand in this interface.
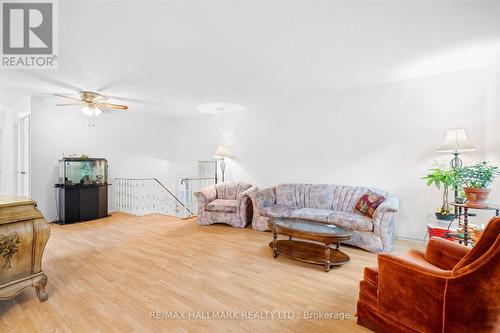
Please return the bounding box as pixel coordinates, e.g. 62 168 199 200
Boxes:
57 184 110 224
56 157 110 224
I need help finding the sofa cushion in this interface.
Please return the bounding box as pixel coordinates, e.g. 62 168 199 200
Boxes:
290 208 334 223
354 190 386 218
276 184 306 207
206 199 238 213
327 211 373 232
305 184 338 209
260 205 297 218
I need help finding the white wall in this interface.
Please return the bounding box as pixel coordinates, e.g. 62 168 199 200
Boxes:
30 96 171 221
485 52 500 204
163 66 490 240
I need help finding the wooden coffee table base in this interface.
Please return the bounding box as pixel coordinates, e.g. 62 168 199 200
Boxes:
269 240 350 272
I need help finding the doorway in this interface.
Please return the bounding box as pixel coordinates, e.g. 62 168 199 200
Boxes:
14 114 30 197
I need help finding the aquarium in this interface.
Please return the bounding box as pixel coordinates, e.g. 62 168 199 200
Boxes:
58 158 108 186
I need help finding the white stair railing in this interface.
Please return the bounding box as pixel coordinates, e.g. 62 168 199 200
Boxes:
114 178 194 218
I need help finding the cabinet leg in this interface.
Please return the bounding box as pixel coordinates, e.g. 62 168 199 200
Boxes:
34 274 49 302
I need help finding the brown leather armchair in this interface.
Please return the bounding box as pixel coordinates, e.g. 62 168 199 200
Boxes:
357 217 500 333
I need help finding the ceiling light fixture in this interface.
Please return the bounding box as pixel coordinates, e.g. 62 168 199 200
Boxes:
55 91 128 116
81 104 102 117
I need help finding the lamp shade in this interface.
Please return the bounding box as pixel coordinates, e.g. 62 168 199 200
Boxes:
214 145 231 158
437 129 476 153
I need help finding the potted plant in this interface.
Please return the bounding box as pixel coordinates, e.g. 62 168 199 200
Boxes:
422 167 458 221
455 161 499 205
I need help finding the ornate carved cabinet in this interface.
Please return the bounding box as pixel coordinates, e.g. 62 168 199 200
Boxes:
0 196 50 302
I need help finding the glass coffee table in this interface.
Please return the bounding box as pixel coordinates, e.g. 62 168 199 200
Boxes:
268 218 352 272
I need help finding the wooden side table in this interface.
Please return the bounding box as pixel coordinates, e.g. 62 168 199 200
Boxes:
450 202 500 246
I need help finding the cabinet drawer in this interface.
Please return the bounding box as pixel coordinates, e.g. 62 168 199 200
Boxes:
0 221 33 284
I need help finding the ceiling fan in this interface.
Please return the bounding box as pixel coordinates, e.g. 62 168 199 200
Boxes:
55 91 128 117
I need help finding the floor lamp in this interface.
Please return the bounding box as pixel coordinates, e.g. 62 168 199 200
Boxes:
214 145 231 183
437 129 476 213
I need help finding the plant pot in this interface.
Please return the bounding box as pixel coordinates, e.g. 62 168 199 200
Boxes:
463 187 491 205
435 212 456 221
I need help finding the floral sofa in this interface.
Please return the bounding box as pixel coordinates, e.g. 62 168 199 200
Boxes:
250 184 399 253
194 181 257 228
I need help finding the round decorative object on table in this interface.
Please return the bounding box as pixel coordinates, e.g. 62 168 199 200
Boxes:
267 218 352 272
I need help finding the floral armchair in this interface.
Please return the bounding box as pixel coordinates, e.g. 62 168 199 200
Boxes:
193 181 256 228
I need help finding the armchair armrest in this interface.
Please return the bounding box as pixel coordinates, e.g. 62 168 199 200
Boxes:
377 253 451 332
374 194 399 217
424 237 469 270
193 186 216 214
254 187 276 208
236 187 256 228
236 186 258 202
249 187 276 230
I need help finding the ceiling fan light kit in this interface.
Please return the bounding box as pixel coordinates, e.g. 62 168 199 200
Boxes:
55 91 128 117
81 105 102 117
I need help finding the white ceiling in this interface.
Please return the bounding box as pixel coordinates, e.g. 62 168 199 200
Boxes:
1 0 499 119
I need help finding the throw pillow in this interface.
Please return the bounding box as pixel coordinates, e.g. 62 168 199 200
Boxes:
354 190 386 218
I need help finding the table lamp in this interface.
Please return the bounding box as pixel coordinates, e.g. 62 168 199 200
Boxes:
437 129 476 169
437 129 476 209
214 145 232 183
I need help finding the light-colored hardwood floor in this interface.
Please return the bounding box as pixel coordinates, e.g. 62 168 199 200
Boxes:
0 213 423 333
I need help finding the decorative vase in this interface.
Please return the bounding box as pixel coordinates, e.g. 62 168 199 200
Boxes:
463 187 491 205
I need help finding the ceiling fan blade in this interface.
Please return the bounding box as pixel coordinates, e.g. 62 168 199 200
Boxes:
105 95 156 105
54 94 82 102
56 103 84 106
26 72 83 92
96 102 128 110
96 81 122 93
6 71 83 92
